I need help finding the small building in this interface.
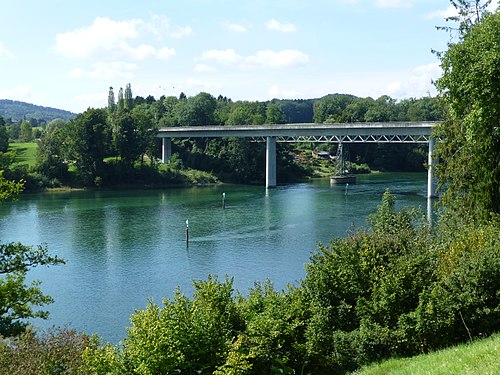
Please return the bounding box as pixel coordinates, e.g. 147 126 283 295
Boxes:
311 151 331 159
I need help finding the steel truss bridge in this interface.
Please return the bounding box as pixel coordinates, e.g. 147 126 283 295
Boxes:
157 122 440 197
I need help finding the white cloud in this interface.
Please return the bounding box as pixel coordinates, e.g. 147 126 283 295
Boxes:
267 84 301 99
55 17 142 59
265 18 298 32
55 16 175 61
74 92 108 110
386 62 441 98
146 14 170 39
142 14 194 40
200 49 243 65
375 0 413 9
194 63 216 73
426 6 457 20
67 62 138 80
170 26 194 39
223 22 249 33
247 49 309 69
157 47 176 60
0 85 33 100
199 48 309 69
0 42 15 59
186 77 222 91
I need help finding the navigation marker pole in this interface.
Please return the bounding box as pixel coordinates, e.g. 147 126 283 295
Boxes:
222 192 226 209
345 183 349 196
185 219 189 246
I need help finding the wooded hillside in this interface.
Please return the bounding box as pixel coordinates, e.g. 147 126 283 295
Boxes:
0 99 76 122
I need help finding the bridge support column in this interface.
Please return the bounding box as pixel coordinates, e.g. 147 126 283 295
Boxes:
161 137 172 163
266 136 276 188
427 137 437 198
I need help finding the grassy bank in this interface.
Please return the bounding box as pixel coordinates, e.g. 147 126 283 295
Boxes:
9 142 37 167
351 334 500 375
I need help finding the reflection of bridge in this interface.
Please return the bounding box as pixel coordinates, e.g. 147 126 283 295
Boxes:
157 122 439 197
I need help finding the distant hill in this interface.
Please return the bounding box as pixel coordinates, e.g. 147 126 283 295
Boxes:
0 99 77 122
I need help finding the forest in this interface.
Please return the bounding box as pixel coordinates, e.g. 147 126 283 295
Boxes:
0 2 499 374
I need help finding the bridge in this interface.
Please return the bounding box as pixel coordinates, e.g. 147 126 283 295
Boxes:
157 122 440 197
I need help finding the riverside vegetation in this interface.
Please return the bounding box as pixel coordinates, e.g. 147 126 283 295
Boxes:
0 1 499 374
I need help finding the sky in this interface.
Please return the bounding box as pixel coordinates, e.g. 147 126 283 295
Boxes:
0 0 498 114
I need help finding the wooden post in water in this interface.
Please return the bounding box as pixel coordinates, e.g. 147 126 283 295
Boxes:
222 192 226 209
185 219 189 246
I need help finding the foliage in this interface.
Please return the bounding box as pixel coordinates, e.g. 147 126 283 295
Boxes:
0 117 8 153
69 108 110 186
434 11 500 220
436 0 494 37
36 120 71 182
123 276 242 374
0 242 64 337
0 328 89 375
0 170 23 204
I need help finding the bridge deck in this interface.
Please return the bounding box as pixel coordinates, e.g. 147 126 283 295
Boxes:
157 122 439 143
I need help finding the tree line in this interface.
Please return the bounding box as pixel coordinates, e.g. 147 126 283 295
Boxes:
0 88 445 190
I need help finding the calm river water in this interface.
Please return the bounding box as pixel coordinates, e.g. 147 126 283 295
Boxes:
0 173 428 343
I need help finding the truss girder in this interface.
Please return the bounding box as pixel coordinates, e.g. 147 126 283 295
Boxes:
250 134 431 143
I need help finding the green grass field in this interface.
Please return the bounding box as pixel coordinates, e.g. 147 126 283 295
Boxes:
351 334 500 375
9 142 37 167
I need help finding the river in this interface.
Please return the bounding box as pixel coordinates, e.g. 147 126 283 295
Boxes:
0 173 429 343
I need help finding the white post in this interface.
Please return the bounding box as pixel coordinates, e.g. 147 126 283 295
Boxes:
427 137 436 198
266 136 277 188
161 137 172 163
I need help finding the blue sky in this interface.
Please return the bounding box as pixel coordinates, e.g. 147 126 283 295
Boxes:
0 0 498 113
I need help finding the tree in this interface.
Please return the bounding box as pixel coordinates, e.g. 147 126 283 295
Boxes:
124 83 133 111
0 170 23 204
117 88 124 112
0 243 65 336
0 117 8 152
69 108 110 186
176 92 217 126
35 119 70 182
19 121 33 142
107 86 116 112
437 0 494 36
434 11 500 219
265 103 285 124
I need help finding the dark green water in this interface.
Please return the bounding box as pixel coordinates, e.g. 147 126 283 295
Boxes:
0 173 428 343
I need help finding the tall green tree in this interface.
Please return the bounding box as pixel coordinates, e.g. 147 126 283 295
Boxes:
124 83 134 111
434 10 500 220
107 86 116 112
117 87 124 112
35 119 70 182
69 108 110 186
0 117 8 152
19 121 33 142
265 103 285 124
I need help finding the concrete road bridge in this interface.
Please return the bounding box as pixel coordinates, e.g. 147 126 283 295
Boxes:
157 122 440 197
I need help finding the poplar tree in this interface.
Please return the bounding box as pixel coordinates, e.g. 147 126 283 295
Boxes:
107 86 116 112
117 88 124 112
124 83 133 110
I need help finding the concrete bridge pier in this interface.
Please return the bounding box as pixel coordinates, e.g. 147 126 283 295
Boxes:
427 137 437 198
266 136 277 188
162 137 172 163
